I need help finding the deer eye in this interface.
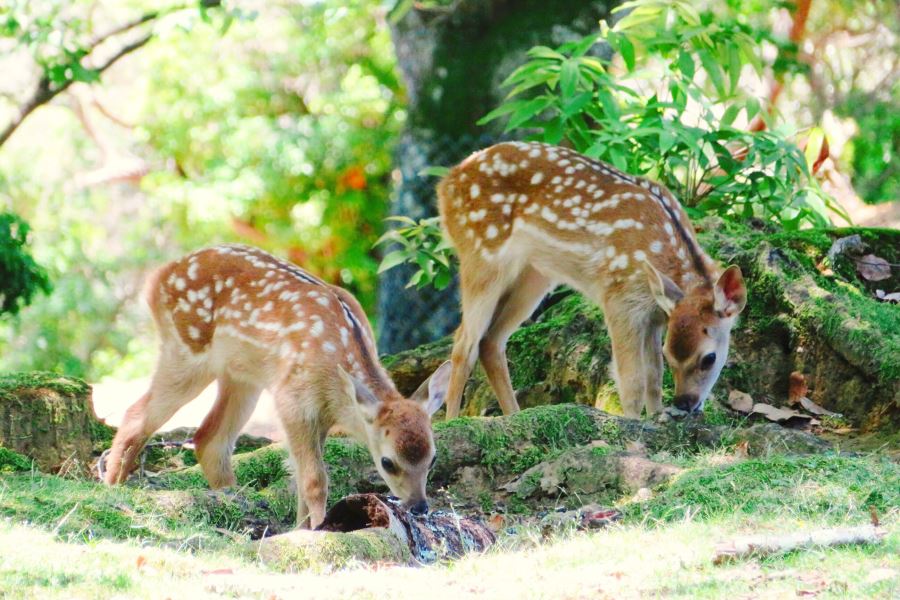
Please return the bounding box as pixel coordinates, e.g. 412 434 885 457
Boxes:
381 457 399 475
699 352 716 371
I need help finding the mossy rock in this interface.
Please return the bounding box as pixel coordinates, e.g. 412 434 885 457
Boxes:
254 527 411 573
385 293 611 417
626 453 900 524
0 372 97 472
502 445 682 511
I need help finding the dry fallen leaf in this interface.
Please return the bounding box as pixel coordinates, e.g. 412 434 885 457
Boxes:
875 289 900 303
135 555 147 570
798 396 840 417
750 403 812 423
728 390 754 413
733 440 750 459
201 568 234 576
856 254 891 281
788 372 808 406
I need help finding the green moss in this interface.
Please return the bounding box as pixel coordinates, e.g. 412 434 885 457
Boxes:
507 293 609 391
260 528 410 572
0 474 232 546
474 404 601 476
0 372 90 404
322 438 374 507
0 447 33 473
627 454 900 523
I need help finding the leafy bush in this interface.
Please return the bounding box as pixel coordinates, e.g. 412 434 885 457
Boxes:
0 212 50 317
375 216 455 290
481 0 846 228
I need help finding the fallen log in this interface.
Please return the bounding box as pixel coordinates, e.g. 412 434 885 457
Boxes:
255 494 495 571
713 525 884 564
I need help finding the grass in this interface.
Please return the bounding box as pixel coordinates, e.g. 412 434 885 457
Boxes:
0 512 896 598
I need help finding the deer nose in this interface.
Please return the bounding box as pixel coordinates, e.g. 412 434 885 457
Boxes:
674 394 699 412
410 500 429 516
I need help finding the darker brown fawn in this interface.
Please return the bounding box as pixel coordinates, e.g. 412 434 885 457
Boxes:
103 244 451 528
438 141 746 419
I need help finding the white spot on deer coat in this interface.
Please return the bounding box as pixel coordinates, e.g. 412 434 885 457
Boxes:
310 321 324 337
530 172 544 185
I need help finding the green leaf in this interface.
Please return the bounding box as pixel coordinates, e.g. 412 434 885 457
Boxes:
618 35 636 71
418 166 451 178
377 250 409 274
562 91 593 118
698 49 726 98
726 44 742 93
478 99 529 125
721 104 741 127
543 118 564 145
659 128 676 154
804 127 826 172
677 50 695 80
560 60 579 98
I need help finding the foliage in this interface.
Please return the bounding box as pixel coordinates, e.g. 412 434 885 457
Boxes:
138 0 402 310
481 0 847 229
375 216 455 290
0 0 402 379
840 93 900 205
0 212 50 317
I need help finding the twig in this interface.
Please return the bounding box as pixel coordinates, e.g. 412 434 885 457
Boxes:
713 525 884 564
52 502 82 536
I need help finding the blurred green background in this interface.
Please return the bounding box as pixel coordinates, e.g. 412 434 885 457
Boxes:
0 0 897 383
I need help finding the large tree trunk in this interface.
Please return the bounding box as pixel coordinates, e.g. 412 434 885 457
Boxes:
379 0 616 353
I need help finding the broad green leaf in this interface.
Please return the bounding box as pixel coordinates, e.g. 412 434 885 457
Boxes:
378 250 409 274
619 35 636 71
560 60 579 98
804 127 826 172
677 50 695 80
418 166 451 178
698 49 726 98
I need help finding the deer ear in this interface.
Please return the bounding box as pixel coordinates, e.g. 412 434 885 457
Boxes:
642 261 684 315
338 366 381 422
714 265 747 318
410 360 452 417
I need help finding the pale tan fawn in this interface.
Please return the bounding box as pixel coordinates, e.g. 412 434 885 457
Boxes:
103 244 452 528
438 141 747 419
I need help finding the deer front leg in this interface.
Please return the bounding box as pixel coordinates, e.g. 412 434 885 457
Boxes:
642 321 665 416
274 386 329 529
606 309 648 419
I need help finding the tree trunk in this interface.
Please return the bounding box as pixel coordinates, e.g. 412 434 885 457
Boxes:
379 0 616 353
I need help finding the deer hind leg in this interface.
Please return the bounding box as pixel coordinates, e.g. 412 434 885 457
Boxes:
605 307 650 419
479 266 554 415
444 260 519 420
104 349 213 484
273 382 328 529
193 376 262 489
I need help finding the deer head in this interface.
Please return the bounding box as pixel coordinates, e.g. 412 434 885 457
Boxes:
645 263 747 412
339 360 452 514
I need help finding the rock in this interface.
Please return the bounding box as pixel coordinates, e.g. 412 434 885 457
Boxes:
0 372 97 472
503 446 682 510
256 527 410 573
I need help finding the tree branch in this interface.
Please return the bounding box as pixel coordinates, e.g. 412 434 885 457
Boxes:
0 32 152 148
0 0 222 149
